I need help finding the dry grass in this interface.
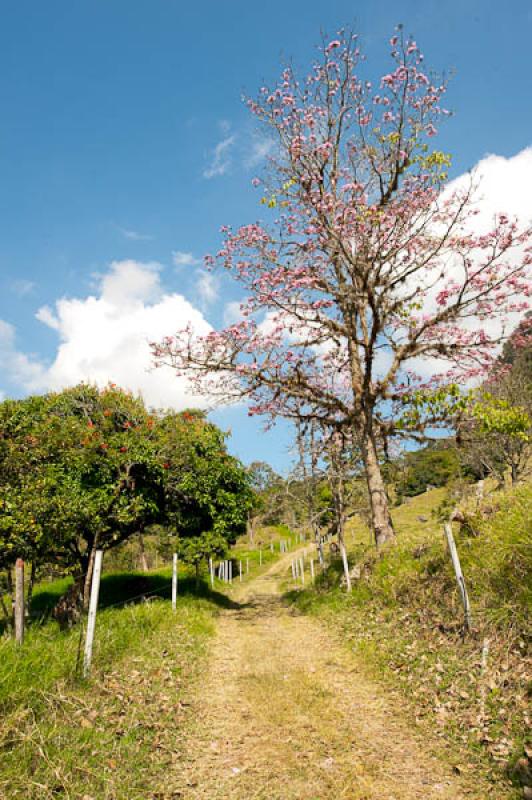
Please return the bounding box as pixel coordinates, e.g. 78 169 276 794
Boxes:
168 553 509 800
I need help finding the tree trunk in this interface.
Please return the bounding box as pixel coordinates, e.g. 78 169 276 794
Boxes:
338 533 352 592
83 537 100 611
138 533 149 572
328 440 351 592
247 514 255 546
26 560 36 616
6 566 13 598
0 587 11 628
362 430 395 547
312 520 324 565
5 567 14 626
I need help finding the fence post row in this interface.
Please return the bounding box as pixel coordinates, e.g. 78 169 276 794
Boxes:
83 549 103 678
14 558 24 645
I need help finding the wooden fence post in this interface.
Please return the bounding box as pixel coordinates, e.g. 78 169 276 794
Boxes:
246 558 249 575
83 549 103 678
259 549 262 566
14 558 24 645
444 523 472 632
299 557 305 584
172 553 178 610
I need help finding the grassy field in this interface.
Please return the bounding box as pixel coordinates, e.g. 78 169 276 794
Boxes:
0 572 218 798
290 484 531 793
0 527 298 798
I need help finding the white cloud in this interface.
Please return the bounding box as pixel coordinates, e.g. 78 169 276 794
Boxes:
203 132 236 179
0 261 213 410
117 226 153 241
196 270 220 308
11 279 36 297
400 147 532 360
244 134 275 169
172 250 201 268
223 301 243 325
0 319 47 388
446 146 532 227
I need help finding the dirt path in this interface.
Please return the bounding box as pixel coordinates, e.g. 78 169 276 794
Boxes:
168 553 505 800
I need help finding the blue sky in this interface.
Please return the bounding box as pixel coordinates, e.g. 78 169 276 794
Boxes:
0 0 531 473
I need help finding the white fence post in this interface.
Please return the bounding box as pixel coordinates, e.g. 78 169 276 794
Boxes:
310 558 315 582
444 523 472 632
83 549 103 678
209 557 214 589
479 637 490 722
172 553 178 610
299 557 305 584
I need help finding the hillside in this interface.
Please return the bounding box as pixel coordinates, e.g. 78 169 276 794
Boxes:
293 484 531 795
0 487 529 798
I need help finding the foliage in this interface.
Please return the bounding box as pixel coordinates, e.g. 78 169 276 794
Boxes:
395 442 463 499
458 320 531 483
178 531 228 579
156 410 254 543
0 386 252 585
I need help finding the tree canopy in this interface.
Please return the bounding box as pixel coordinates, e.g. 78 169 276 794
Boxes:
0 385 253 596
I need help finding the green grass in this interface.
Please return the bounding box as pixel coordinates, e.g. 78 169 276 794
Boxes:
228 523 300 578
0 568 221 799
289 485 531 795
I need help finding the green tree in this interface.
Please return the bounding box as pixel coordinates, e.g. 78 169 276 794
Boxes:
178 531 228 590
395 443 463 499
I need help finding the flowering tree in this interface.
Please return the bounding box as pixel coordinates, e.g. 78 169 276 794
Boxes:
154 29 530 546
